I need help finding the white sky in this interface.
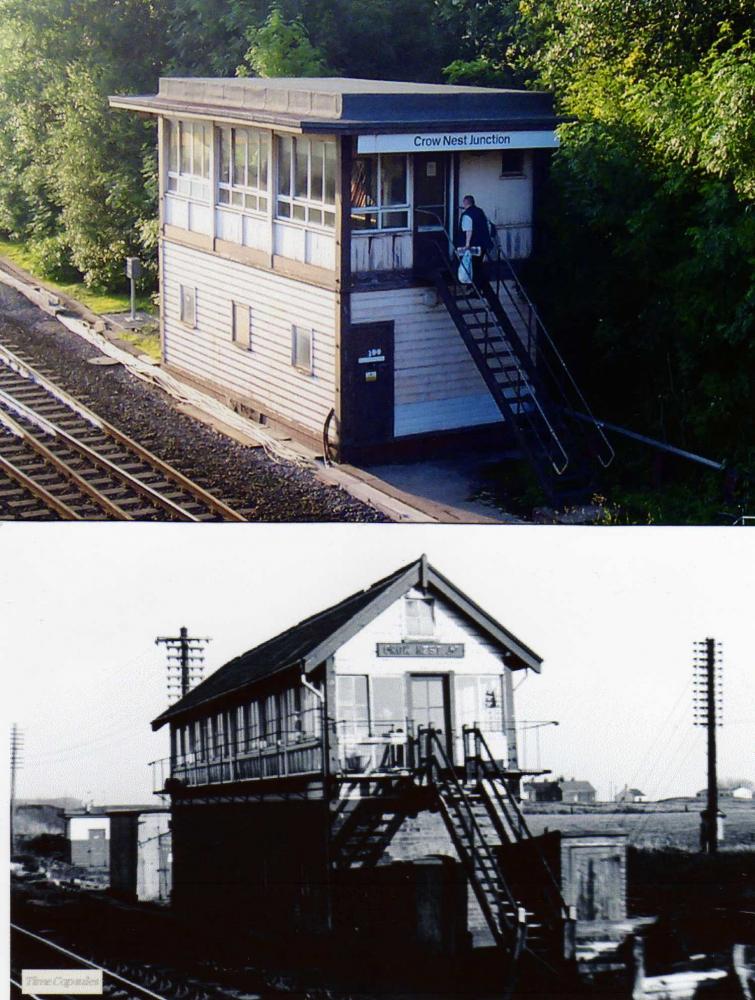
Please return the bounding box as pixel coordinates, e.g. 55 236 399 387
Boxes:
1 523 753 807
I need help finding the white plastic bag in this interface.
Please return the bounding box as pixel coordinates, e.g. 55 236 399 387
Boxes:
457 249 473 284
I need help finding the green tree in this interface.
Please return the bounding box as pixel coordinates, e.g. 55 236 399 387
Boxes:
0 0 170 288
513 0 755 474
239 8 330 77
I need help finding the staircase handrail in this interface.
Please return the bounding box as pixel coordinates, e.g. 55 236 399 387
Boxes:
489 241 615 469
471 727 571 921
420 726 523 926
428 240 572 476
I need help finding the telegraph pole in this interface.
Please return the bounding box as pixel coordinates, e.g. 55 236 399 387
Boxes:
693 638 723 853
156 627 211 702
10 723 24 856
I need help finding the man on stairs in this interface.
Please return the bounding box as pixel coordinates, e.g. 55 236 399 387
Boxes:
460 195 494 285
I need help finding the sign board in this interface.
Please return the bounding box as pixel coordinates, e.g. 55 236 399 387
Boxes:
125 256 142 279
377 642 465 658
357 130 559 155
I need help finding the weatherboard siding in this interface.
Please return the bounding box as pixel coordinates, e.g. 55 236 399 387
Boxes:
334 589 511 763
162 240 336 435
350 287 503 436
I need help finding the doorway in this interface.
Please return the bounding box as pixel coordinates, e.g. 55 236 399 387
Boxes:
413 153 451 276
409 673 452 757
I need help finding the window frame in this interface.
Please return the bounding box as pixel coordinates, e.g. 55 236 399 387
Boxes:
231 300 252 351
166 118 211 202
179 284 197 329
350 153 412 233
217 126 270 216
291 324 314 375
500 149 526 178
276 135 337 230
404 596 436 639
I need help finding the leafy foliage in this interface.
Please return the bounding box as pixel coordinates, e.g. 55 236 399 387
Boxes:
239 9 331 77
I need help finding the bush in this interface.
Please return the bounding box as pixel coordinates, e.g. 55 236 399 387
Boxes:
28 235 79 282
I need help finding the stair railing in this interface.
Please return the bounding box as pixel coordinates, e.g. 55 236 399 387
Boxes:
418 724 525 950
488 237 615 470
427 240 572 477
467 725 572 932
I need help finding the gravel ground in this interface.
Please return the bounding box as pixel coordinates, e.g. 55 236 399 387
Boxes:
0 283 388 522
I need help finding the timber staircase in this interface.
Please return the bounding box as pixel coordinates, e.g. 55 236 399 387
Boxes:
417 725 576 994
432 245 614 505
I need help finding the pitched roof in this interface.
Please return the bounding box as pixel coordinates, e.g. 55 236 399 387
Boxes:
152 555 542 730
559 780 595 792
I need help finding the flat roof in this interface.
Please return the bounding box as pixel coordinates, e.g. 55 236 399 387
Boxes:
110 76 559 134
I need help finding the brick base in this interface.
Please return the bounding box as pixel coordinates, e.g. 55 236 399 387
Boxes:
380 811 493 944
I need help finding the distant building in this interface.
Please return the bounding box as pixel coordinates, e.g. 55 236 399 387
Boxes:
558 780 596 805
615 786 646 804
65 809 110 869
106 806 171 903
695 784 753 801
15 803 66 838
522 780 562 802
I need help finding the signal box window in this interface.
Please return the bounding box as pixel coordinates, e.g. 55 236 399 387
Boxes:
500 150 525 176
232 301 251 350
277 136 336 228
218 126 269 213
291 325 313 374
167 119 211 201
179 285 196 328
351 154 410 231
337 674 369 739
405 597 435 638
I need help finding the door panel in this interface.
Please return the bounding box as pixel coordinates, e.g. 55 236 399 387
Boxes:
409 674 452 755
341 321 394 450
413 153 451 277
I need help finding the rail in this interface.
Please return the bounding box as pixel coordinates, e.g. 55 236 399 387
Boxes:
151 706 325 792
428 239 573 476
10 924 170 1000
466 725 572 928
0 343 247 521
418 725 525 947
487 241 615 470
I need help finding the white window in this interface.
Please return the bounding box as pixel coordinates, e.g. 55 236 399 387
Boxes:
277 136 336 228
167 119 211 201
405 597 435 637
218 127 269 213
336 675 369 738
231 301 251 350
291 325 313 374
351 154 410 231
179 285 196 328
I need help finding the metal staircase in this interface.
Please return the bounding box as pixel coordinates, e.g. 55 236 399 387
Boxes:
431 243 614 504
418 725 575 990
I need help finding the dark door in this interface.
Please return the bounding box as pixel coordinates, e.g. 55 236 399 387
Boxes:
413 153 450 277
341 321 394 453
409 674 452 756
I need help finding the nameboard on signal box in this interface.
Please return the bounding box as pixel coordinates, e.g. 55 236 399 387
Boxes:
376 642 465 658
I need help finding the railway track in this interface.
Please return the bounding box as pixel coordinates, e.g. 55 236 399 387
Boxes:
0 342 247 521
10 922 265 1000
11 923 173 1000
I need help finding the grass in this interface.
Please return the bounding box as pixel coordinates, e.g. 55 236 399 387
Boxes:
0 236 160 359
0 237 154 316
523 805 755 851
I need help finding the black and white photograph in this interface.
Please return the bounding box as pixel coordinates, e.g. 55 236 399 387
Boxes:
3 525 754 997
